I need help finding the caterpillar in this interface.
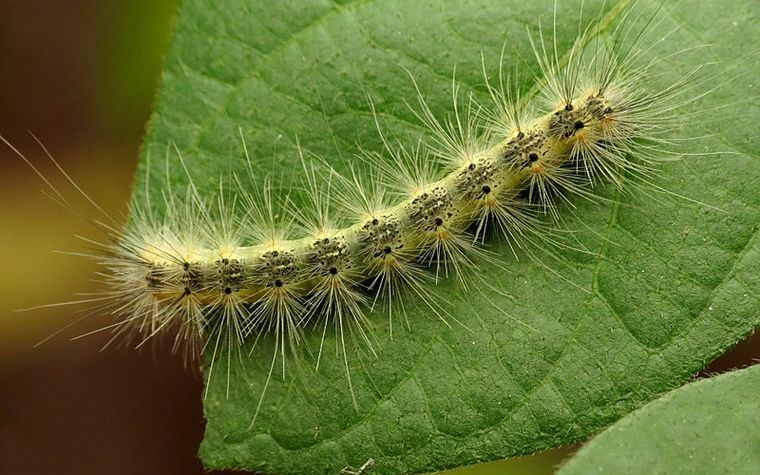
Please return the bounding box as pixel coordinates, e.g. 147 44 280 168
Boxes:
8 0 755 473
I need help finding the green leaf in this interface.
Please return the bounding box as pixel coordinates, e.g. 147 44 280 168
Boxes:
137 0 760 473
558 364 760 475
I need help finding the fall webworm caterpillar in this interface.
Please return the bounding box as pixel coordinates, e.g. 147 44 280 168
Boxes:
6 1 753 463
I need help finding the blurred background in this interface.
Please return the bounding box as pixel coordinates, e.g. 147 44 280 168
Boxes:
0 1 757 474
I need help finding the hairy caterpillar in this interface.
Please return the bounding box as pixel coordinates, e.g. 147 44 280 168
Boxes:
8 0 758 473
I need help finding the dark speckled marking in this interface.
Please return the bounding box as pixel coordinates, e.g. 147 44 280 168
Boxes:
252 249 298 287
212 258 245 294
456 160 497 200
503 128 550 169
549 95 612 139
180 261 204 295
306 236 351 277
408 186 454 231
358 215 404 259
549 105 583 139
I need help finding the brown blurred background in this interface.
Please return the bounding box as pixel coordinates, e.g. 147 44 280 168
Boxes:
0 2 756 474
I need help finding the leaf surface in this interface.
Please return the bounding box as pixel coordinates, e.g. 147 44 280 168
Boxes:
559 364 760 475
137 0 760 473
